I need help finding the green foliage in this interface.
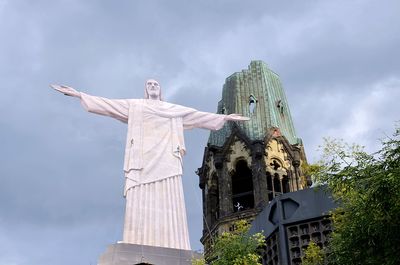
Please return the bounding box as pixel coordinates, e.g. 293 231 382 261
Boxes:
302 163 323 179
301 162 324 185
192 258 206 265
313 128 400 265
208 220 265 265
302 240 324 265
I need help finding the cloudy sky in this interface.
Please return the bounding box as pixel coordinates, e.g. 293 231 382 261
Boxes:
0 0 399 264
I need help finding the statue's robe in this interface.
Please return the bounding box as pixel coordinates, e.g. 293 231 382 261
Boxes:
80 93 226 250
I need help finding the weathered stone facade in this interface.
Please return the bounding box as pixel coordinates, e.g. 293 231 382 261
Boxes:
197 61 310 258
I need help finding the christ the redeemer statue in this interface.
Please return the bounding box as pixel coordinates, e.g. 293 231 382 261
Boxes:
51 80 248 250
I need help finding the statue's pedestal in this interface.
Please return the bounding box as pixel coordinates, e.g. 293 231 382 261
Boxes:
98 243 202 265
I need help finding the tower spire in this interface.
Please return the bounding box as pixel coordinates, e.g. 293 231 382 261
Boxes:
198 61 310 259
209 60 301 147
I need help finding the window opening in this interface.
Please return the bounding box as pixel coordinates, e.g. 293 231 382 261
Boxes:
221 106 226 114
231 160 254 212
276 100 284 114
209 173 219 223
266 171 274 202
282 175 290 193
274 173 281 193
249 95 257 114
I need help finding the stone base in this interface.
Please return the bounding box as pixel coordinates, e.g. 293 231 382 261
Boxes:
98 243 202 265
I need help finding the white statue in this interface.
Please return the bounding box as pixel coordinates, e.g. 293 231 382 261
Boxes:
51 80 248 250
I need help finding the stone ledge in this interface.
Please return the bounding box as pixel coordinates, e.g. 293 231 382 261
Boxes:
98 243 202 265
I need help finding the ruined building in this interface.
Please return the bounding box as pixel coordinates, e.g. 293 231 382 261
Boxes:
197 61 312 257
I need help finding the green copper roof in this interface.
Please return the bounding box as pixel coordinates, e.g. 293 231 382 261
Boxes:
208 61 301 147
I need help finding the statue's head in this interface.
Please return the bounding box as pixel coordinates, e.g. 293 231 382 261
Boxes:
144 79 162 100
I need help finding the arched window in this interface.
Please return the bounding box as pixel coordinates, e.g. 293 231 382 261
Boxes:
267 170 290 201
274 173 281 193
266 171 274 201
221 106 226 114
282 175 290 193
276 99 284 114
249 95 257 114
231 160 254 212
208 173 219 224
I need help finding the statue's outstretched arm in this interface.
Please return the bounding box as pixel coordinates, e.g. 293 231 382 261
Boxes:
224 113 250 121
51 84 129 123
183 110 249 131
51 84 81 98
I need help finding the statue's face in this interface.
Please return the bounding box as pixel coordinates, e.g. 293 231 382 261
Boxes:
146 79 161 100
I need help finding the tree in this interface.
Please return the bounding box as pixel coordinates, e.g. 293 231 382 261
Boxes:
193 220 265 265
302 240 324 265
313 128 400 265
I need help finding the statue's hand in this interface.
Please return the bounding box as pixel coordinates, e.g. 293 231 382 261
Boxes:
225 113 250 121
50 84 81 98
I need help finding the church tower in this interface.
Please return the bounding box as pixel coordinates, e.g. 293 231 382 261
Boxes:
197 61 310 257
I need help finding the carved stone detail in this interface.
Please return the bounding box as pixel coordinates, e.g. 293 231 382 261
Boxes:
226 137 252 173
265 138 290 173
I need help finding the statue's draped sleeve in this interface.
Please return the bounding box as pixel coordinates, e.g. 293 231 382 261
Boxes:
80 92 130 123
182 110 226 131
142 103 227 131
